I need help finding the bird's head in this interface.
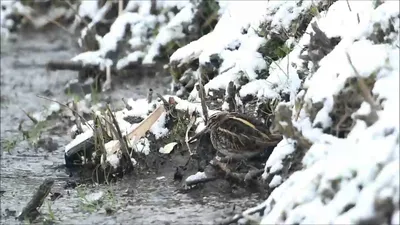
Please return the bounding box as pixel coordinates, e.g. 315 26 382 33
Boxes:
188 111 228 144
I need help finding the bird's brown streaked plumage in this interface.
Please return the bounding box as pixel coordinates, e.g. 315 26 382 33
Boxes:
190 111 282 159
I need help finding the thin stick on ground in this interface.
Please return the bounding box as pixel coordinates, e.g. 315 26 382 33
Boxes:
185 111 197 155
18 107 38 125
17 178 54 222
36 95 94 131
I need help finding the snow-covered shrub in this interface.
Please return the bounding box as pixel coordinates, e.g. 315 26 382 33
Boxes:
170 0 399 224
71 0 222 73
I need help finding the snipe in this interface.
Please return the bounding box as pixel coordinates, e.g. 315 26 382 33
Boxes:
189 111 282 160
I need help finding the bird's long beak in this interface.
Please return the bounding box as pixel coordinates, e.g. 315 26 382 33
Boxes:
188 127 207 144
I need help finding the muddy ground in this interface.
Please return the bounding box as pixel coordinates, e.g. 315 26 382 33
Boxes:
0 28 262 224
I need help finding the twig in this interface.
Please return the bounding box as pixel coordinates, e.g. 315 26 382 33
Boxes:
47 60 87 71
335 105 351 137
345 52 380 110
36 95 94 131
185 111 197 155
211 160 246 184
121 98 132 110
118 0 124 16
93 115 108 177
345 0 360 23
196 83 209 123
106 105 133 170
17 178 54 221
18 107 38 125
346 0 352 11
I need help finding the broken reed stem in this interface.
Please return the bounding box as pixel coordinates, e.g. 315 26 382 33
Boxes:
147 88 153 104
345 52 379 110
72 100 84 133
102 64 112 91
94 115 107 161
36 95 94 131
17 178 54 221
197 82 209 123
18 107 38 125
93 114 112 184
185 112 197 155
295 89 307 121
118 0 124 16
346 0 352 11
225 81 236 112
122 98 132 110
106 105 134 170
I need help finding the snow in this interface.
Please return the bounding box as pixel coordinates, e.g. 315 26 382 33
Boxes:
107 154 120 169
1 0 30 38
85 191 104 203
143 2 196 64
170 1 328 102
263 138 295 176
65 129 93 153
149 112 169 139
116 51 145 69
73 1 198 70
269 175 282 188
70 121 94 135
77 1 99 20
130 137 150 156
186 171 207 184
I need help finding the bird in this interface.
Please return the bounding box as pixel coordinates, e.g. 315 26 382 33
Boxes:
189 111 282 161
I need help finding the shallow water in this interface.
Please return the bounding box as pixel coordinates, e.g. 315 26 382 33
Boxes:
0 28 261 224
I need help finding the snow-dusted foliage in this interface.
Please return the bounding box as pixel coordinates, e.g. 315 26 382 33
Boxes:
71 0 221 71
171 0 399 224
1 0 28 38
170 0 332 101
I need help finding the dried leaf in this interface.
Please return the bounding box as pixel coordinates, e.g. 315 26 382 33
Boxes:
159 142 178 154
